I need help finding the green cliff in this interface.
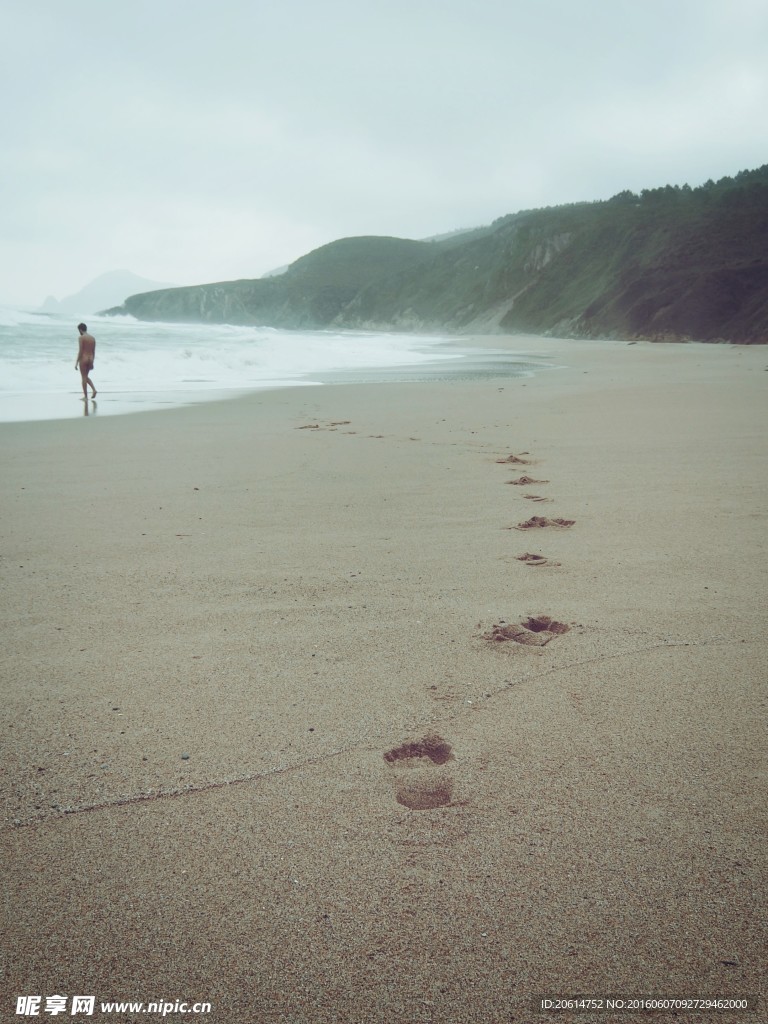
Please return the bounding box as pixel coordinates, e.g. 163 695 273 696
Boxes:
106 165 768 342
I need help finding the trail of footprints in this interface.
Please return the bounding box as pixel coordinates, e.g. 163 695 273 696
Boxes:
484 445 574 647
295 418 575 809
498 452 574 545
382 443 577 811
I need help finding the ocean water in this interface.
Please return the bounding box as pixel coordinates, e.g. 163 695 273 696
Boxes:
0 308 542 423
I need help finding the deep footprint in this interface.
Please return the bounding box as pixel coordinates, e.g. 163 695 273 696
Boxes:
483 615 570 646
384 733 454 765
384 733 455 810
496 453 532 465
507 475 549 485
516 553 561 567
513 516 574 530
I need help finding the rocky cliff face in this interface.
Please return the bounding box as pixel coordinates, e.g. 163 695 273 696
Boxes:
522 233 573 274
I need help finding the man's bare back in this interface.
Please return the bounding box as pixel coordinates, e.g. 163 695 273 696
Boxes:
75 323 97 398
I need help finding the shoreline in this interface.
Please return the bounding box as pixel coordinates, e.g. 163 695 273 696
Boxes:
0 333 622 425
2 337 765 1022
0 334 554 425
0 330 753 426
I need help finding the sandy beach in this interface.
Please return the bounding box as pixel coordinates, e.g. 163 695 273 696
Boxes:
2 337 765 1023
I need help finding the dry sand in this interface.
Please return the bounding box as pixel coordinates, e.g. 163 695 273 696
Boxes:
1 337 766 1023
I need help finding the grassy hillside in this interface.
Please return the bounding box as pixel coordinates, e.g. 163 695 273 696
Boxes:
113 237 438 328
107 165 768 342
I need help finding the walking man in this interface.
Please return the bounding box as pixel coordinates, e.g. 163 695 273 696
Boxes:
75 323 97 398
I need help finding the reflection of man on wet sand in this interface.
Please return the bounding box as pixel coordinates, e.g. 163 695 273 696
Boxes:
75 323 97 398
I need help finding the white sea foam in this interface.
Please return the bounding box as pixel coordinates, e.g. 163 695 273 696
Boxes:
0 308 546 423
0 309 464 421
0 307 60 328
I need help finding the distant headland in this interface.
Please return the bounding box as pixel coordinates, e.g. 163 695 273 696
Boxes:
41 270 176 317
104 166 768 343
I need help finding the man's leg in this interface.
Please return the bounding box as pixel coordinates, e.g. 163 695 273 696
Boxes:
80 367 96 398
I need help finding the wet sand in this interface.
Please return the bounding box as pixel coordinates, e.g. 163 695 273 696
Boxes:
2 337 765 1022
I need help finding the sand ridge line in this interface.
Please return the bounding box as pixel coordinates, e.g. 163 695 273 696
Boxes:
8 635 748 830
8 747 354 828
480 634 747 673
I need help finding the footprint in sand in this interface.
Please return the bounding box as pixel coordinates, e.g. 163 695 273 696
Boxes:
523 494 551 502
297 420 352 431
483 615 570 646
507 475 549 486
496 453 532 465
383 733 454 810
511 516 574 530
516 553 561 567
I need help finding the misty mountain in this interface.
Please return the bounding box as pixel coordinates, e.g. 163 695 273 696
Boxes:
41 270 176 316
104 166 768 343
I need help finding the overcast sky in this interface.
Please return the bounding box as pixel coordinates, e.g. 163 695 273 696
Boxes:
2 0 766 307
